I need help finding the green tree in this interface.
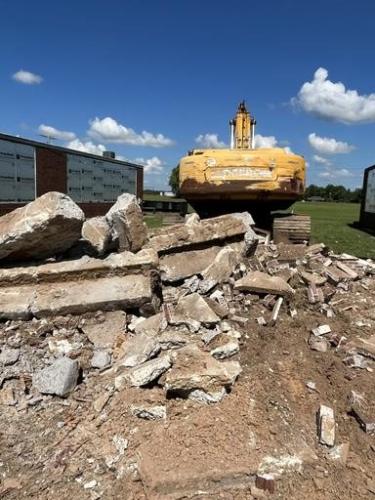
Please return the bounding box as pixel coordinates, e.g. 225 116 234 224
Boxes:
169 165 180 196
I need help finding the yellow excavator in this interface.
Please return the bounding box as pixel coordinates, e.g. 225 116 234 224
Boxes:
179 101 306 220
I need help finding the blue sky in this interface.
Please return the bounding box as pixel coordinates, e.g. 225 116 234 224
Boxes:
1 0 375 190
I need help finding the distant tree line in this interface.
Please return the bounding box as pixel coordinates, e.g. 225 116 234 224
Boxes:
169 166 180 196
304 184 362 203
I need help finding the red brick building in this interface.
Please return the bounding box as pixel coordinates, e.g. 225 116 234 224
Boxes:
0 133 143 217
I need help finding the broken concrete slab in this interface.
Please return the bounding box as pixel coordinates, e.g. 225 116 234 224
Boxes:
349 391 375 433
33 275 158 318
204 296 229 319
81 216 112 256
318 405 335 447
325 266 348 285
234 271 295 297
158 331 189 350
119 334 161 368
82 310 127 349
145 213 252 255
159 246 221 283
130 404 166 420
336 261 359 280
300 270 327 286
125 355 172 387
201 329 221 345
188 387 227 404
176 293 220 326
0 248 158 287
133 312 164 336
106 193 147 252
0 273 159 320
210 340 240 360
164 345 241 396
201 247 241 285
33 357 79 397
0 286 36 320
0 192 85 261
344 335 375 359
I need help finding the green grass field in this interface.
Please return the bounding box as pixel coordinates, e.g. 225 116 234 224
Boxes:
292 202 375 259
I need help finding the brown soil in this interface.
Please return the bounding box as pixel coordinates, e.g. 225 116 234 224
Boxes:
1 262 375 499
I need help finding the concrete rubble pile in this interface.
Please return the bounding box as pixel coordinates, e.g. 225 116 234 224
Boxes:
1 191 375 498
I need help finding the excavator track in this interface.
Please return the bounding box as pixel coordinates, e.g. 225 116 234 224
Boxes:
272 214 311 244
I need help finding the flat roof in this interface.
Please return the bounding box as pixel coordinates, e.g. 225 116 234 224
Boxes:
0 132 143 170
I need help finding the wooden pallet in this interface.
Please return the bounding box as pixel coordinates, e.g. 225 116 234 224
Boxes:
273 215 311 244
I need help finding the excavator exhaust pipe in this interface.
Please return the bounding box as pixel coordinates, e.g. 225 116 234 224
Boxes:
229 120 235 149
251 118 256 149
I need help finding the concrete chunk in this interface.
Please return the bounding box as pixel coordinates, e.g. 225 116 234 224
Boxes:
82 216 112 256
165 345 241 396
82 310 126 348
344 335 375 359
106 193 147 252
126 355 172 387
312 324 331 337
146 213 252 255
120 334 161 367
130 404 166 420
0 347 20 366
176 293 220 325
0 192 84 261
234 271 295 296
134 312 164 336
210 341 240 360
202 247 241 285
160 246 221 283
33 357 79 396
91 350 111 369
318 405 335 447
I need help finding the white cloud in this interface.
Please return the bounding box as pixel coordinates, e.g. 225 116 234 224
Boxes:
254 134 278 148
195 133 226 148
88 117 174 147
12 70 43 85
308 133 355 154
255 134 294 153
194 132 291 151
312 154 331 166
135 156 165 174
65 139 106 156
38 124 76 141
318 168 355 179
293 67 375 123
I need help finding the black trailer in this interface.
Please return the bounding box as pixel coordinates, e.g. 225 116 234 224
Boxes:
359 164 375 231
